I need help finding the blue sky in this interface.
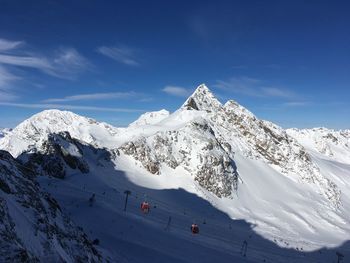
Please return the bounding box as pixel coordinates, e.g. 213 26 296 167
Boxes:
0 0 349 129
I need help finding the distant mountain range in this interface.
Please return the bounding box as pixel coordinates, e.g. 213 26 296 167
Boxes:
0 84 349 262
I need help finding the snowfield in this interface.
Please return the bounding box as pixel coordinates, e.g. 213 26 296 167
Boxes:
0 128 11 138
0 84 349 262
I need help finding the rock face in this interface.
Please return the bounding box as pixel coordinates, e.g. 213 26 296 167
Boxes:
221 101 340 206
182 84 222 112
18 132 89 179
120 118 238 198
179 85 340 207
0 150 102 262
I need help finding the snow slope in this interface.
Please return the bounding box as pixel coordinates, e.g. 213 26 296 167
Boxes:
33 135 349 262
0 128 11 138
129 109 170 127
287 128 350 164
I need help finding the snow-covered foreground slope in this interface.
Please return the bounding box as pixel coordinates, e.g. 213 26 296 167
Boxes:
0 150 102 262
1 84 350 262
33 136 349 262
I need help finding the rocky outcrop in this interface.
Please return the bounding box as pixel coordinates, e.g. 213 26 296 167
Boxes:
119 118 238 198
17 132 89 179
0 150 102 262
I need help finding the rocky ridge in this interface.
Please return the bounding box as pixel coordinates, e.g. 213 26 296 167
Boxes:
0 150 102 262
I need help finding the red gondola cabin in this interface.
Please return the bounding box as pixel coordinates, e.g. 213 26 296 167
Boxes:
191 224 199 234
141 201 150 213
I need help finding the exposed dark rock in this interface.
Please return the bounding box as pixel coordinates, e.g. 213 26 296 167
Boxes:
18 132 89 179
0 150 103 262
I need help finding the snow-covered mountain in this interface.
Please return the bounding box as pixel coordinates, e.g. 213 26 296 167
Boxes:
287 127 350 164
128 109 170 127
0 110 119 157
1 84 350 262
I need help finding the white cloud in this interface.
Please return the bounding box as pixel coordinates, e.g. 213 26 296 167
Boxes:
0 38 93 102
0 66 19 101
261 87 295 99
282 101 311 107
0 38 24 52
97 46 139 66
50 48 92 77
42 91 138 103
0 38 91 80
0 53 52 70
0 102 144 113
0 91 17 101
214 77 296 99
162 86 192 97
214 77 262 97
0 66 19 87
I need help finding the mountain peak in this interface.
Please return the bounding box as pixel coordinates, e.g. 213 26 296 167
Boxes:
182 84 222 112
0 109 119 157
30 109 84 121
194 83 210 93
129 109 170 127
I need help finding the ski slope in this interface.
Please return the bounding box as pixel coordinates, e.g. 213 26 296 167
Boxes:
36 149 349 263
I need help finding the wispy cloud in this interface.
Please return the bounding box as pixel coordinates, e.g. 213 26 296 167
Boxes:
97 46 139 66
0 39 24 52
0 65 19 87
0 38 93 103
214 77 296 99
0 66 20 101
282 101 311 107
0 53 52 69
42 91 139 103
0 102 144 113
0 38 91 80
261 87 295 99
162 86 192 97
0 91 17 101
214 77 262 97
49 47 92 77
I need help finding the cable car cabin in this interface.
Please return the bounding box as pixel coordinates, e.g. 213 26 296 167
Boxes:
140 201 150 213
191 224 199 234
